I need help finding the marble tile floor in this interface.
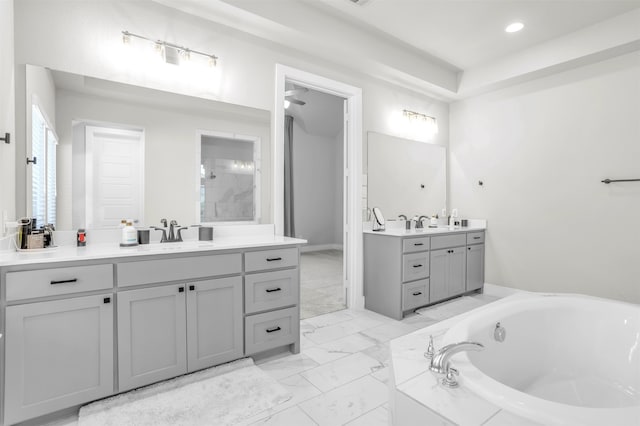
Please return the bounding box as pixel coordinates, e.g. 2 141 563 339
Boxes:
300 250 346 320
44 292 502 426
250 292 502 425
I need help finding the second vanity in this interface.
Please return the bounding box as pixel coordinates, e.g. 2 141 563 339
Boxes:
364 225 485 320
0 235 305 426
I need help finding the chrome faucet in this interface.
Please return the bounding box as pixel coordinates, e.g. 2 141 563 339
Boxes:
398 214 407 221
430 341 484 388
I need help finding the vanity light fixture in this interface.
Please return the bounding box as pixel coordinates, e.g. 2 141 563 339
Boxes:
505 22 524 33
121 30 218 67
402 109 438 134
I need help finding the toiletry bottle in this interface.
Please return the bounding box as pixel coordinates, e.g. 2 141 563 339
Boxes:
122 221 137 246
77 229 86 247
119 219 127 229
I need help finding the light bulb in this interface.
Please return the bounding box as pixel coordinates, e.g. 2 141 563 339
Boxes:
505 22 524 33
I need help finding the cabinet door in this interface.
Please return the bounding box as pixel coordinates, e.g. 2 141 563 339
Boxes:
118 285 187 392
186 277 243 372
429 248 449 302
448 247 467 296
5 294 113 425
466 244 485 291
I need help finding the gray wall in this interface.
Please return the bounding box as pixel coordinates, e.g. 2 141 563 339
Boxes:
450 52 640 303
292 120 343 247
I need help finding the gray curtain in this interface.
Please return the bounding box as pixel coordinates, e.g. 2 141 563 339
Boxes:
284 115 295 237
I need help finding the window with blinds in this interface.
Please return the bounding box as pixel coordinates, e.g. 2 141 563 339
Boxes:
31 104 57 228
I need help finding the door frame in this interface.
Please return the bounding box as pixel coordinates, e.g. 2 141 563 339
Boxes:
273 64 364 310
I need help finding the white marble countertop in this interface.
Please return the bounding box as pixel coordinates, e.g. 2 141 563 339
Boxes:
0 236 307 267
363 226 486 237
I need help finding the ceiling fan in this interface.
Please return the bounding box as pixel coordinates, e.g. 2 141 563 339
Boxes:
285 87 308 106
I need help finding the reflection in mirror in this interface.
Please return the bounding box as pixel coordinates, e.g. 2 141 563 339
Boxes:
366 132 446 220
198 132 260 223
18 65 271 230
31 103 58 228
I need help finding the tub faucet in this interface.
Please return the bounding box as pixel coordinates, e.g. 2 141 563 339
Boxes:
430 341 484 388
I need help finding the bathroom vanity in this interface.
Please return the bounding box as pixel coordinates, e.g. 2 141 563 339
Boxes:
0 237 304 425
364 226 485 320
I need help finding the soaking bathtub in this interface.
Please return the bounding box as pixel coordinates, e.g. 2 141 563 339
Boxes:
444 293 640 426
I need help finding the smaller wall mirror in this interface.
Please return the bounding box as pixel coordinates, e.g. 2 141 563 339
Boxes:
198 132 261 223
366 132 446 220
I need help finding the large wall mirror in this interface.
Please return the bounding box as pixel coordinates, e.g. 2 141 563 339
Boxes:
366 132 446 221
16 65 271 231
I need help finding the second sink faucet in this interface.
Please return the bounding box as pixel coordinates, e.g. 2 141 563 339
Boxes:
416 215 429 229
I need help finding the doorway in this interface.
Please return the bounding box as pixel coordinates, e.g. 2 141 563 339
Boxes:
283 85 346 319
274 65 364 316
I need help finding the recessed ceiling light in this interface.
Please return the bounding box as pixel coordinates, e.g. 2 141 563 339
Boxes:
505 22 524 33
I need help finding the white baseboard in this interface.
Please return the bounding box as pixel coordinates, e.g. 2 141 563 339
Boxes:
300 244 343 253
483 283 525 297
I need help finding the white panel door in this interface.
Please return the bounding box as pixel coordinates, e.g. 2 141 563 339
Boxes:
86 126 144 228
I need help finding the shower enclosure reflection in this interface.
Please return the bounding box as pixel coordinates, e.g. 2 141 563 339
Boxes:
198 132 261 223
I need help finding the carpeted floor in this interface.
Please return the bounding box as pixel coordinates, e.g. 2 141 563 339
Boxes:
300 249 346 320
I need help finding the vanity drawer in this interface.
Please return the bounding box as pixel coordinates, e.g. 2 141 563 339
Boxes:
6 264 113 301
245 307 298 355
245 269 299 314
402 237 430 253
117 253 241 287
402 252 429 283
402 279 429 311
245 248 298 272
467 232 485 245
431 234 467 250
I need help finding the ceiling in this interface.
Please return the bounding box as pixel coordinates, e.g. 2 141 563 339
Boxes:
316 0 640 70
155 0 640 99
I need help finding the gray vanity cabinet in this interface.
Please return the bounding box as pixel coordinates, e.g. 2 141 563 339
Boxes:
363 234 430 320
429 246 466 302
364 230 485 320
186 277 243 371
4 294 114 425
117 277 244 391
117 284 188 392
466 242 485 292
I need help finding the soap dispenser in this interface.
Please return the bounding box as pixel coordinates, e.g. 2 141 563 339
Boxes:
120 221 138 247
